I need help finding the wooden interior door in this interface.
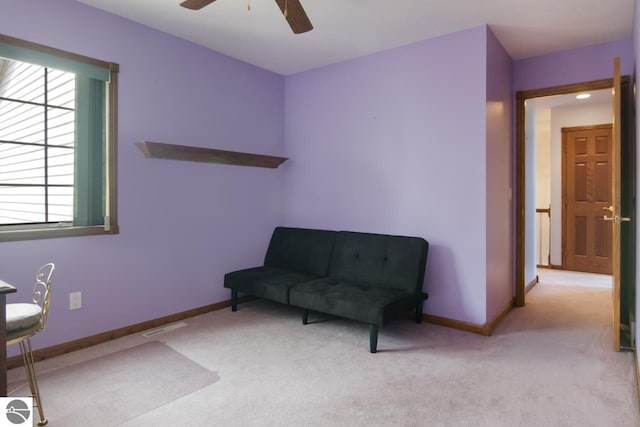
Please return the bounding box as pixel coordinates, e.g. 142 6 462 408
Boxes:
563 125 613 274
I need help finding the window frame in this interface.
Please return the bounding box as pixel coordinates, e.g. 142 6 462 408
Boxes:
0 33 119 242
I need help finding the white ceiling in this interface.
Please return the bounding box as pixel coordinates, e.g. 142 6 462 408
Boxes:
530 89 613 122
74 0 636 75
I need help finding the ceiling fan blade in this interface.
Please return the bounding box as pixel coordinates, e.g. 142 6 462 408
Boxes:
180 0 217 10
274 0 313 34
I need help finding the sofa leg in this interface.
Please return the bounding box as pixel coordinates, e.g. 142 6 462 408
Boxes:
369 325 378 353
302 309 309 325
231 289 238 312
416 300 423 324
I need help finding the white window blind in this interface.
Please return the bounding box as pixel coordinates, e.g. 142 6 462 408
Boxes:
0 58 75 225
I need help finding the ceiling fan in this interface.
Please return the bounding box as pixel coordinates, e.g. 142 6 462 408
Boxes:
180 0 313 34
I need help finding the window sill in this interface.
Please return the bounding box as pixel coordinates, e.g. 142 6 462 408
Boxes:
0 225 119 242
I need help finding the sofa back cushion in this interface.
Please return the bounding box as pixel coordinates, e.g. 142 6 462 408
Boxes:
264 227 337 276
329 231 428 294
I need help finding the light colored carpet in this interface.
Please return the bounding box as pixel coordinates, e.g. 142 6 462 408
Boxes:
9 341 219 427
8 271 640 427
536 268 612 288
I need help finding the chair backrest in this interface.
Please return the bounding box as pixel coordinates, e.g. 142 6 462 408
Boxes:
32 263 54 332
264 227 337 276
328 231 428 295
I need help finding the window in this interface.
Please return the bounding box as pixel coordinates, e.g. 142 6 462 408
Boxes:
0 61 76 224
0 34 118 241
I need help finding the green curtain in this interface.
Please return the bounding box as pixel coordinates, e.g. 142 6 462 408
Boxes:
73 76 106 226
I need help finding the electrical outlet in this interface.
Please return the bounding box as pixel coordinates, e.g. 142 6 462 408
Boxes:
69 292 82 310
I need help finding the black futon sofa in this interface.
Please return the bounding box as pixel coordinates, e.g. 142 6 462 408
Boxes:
224 227 429 352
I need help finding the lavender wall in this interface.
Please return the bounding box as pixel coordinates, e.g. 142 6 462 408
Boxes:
283 27 490 324
514 39 634 92
0 0 285 355
2 0 634 357
485 28 513 321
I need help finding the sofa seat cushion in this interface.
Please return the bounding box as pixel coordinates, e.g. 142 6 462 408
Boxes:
289 278 415 326
224 266 321 304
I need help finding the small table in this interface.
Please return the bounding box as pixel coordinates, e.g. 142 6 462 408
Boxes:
0 280 17 396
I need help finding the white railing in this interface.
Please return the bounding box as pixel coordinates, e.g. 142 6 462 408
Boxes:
536 207 551 266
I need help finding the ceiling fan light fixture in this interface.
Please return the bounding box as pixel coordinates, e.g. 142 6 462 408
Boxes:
180 0 313 34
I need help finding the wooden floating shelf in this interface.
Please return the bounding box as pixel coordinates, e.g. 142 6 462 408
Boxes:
135 141 288 169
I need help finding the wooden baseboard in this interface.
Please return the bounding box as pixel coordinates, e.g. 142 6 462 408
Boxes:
482 299 515 336
7 295 254 370
424 298 515 337
423 313 486 335
537 262 563 269
12 294 517 369
525 276 539 293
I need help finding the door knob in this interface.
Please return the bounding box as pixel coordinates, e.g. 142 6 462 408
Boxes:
604 215 632 223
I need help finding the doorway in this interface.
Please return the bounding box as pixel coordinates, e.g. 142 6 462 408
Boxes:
516 77 624 305
515 75 635 349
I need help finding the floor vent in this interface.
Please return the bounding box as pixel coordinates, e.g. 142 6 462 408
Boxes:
142 322 188 337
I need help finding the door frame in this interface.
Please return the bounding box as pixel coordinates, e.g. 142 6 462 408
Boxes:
515 77 629 306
